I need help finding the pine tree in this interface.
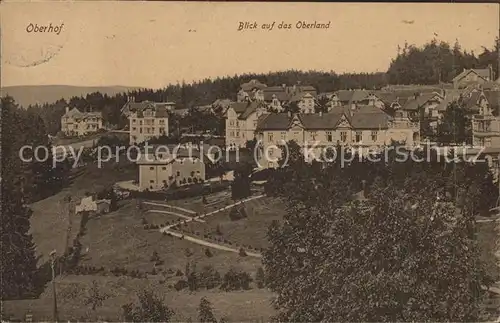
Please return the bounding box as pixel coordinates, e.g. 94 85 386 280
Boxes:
1 96 38 300
198 297 217 323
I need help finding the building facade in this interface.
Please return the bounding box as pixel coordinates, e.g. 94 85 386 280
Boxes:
61 107 103 136
136 145 206 191
255 106 420 168
128 102 170 144
472 100 500 147
225 101 268 148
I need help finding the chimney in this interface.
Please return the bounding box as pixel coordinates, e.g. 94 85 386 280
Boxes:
319 111 323 117
65 106 69 114
282 84 286 89
351 103 356 110
488 64 493 80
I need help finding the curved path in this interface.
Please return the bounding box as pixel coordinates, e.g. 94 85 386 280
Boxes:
158 194 265 256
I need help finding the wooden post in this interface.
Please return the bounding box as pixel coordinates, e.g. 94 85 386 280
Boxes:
51 256 58 322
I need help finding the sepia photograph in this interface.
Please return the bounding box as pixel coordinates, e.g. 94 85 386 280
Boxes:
1 1 500 322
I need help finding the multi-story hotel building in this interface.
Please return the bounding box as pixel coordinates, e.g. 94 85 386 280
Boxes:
136 144 206 191
255 106 420 168
128 101 170 144
225 101 268 149
61 107 103 136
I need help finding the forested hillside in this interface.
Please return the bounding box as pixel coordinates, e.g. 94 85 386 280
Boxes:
9 38 500 136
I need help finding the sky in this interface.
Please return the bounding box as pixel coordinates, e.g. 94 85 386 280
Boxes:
1 2 499 89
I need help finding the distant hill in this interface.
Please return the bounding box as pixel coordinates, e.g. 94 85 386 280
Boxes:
1 85 144 108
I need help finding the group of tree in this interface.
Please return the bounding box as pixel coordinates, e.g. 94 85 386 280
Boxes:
1 96 71 300
121 290 226 323
264 141 497 321
387 38 499 85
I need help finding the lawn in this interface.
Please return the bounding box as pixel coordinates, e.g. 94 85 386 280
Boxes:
182 196 286 250
29 160 136 266
78 200 263 275
2 274 276 322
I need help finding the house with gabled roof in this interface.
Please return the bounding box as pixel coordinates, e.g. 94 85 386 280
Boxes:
254 106 419 168
328 90 385 111
224 101 268 149
61 106 103 136
128 100 170 144
401 91 445 127
472 90 500 148
452 67 494 89
121 96 175 118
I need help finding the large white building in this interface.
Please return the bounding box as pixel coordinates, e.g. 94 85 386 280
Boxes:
225 101 268 149
125 101 170 145
61 107 103 136
255 106 420 168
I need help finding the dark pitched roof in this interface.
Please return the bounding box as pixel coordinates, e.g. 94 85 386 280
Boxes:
240 79 267 92
263 88 291 102
401 92 442 111
238 101 265 120
256 107 391 131
453 68 491 82
228 102 250 114
289 92 315 103
123 101 173 117
227 101 264 120
256 113 290 130
484 90 500 114
462 91 483 112
335 90 355 102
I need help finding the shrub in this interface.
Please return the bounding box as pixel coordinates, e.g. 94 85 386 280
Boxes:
174 279 188 291
221 269 252 291
122 290 174 322
205 248 213 258
176 269 183 276
239 248 247 257
187 271 199 291
199 265 221 290
255 267 266 288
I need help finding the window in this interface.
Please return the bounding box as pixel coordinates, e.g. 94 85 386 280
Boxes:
340 131 347 142
268 133 274 142
139 120 143 125
150 180 154 183
132 119 136 124
236 132 239 137
269 148 274 156
176 171 180 176
139 128 143 134
150 167 154 170
162 167 167 170
230 120 234 126
371 131 378 141
311 131 317 140
356 131 362 142
281 132 286 140
326 131 333 142
236 121 239 127
159 120 165 124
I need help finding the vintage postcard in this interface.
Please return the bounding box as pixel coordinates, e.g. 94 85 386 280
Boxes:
1 2 500 322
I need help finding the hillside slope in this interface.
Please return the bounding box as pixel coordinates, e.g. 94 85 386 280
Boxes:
1 85 144 108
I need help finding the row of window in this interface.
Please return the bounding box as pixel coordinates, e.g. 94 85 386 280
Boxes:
131 119 166 125
131 127 166 134
267 131 379 142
